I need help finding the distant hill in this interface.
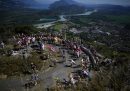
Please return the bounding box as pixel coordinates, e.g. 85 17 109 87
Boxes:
0 0 24 11
0 0 49 10
1 0 129 11
23 0 49 9
49 0 86 14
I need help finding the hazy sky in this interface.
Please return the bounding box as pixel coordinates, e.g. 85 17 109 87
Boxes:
35 0 130 5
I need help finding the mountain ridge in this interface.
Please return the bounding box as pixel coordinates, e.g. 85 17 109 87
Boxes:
49 0 81 9
1 0 129 10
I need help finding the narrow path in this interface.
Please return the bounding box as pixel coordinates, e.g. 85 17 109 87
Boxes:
0 47 82 91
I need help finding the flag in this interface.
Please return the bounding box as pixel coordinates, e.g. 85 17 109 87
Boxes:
47 45 57 52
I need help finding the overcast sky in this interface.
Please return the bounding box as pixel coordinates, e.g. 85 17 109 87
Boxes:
35 0 130 6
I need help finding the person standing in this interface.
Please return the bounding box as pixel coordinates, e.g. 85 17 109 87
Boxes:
0 41 5 49
70 59 76 67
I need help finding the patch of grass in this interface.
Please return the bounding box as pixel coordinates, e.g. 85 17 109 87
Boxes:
0 56 24 76
0 52 47 77
53 23 64 32
95 45 114 58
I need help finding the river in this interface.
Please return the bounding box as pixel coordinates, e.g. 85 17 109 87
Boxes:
34 9 97 28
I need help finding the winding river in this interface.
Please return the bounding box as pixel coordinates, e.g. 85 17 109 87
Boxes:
34 9 97 28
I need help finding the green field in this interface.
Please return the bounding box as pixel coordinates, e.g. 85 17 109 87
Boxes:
70 11 130 26
106 15 130 24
